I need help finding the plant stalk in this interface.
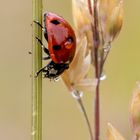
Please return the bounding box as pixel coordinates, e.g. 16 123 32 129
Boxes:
94 80 100 140
87 0 93 15
73 91 94 140
87 0 100 140
32 0 43 140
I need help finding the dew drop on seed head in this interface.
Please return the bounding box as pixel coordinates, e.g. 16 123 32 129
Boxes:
100 71 107 81
71 90 83 99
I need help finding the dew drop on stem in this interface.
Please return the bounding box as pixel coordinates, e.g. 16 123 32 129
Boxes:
71 90 83 99
100 70 107 81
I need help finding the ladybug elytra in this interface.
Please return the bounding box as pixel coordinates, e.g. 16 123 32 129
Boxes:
35 12 76 79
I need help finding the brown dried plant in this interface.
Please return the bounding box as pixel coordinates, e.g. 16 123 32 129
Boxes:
130 82 140 140
61 0 124 140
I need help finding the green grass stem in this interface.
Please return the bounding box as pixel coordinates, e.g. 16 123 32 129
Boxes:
32 0 43 140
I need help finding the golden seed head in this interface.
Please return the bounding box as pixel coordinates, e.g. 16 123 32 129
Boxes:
61 37 97 92
98 0 123 43
72 0 90 30
72 0 93 49
130 82 140 137
107 123 125 140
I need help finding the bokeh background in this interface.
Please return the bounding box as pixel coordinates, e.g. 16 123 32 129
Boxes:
0 0 140 140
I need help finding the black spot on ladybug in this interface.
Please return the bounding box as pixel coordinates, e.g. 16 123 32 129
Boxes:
67 36 74 43
53 45 61 50
51 20 60 25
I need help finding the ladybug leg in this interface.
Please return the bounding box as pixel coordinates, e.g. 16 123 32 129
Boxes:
42 56 50 60
36 61 70 79
35 65 48 77
33 20 44 30
36 61 55 78
34 20 48 41
35 37 50 56
33 20 48 41
36 61 53 78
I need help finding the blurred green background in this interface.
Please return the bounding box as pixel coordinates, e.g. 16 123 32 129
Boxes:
0 0 140 140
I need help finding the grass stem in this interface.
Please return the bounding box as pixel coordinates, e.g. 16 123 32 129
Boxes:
87 0 101 140
32 0 43 140
73 91 94 140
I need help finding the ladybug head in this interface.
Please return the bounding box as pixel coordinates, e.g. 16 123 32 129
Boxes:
44 12 63 26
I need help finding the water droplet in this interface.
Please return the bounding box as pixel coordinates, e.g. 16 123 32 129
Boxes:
100 71 107 81
103 43 111 55
32 111 37 116
103 47 109 53
71 90 83 99
31 130 36 136
54 77 60 82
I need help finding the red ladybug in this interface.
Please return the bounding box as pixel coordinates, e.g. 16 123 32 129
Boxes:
35 12 76 79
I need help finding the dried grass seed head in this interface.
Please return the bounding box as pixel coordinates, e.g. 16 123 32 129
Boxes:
98 0 123 43
72 0 94 49
107 123 125 140
130 82 140 137
61 37 97 92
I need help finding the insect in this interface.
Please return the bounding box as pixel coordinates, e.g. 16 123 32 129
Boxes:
35 12 76 79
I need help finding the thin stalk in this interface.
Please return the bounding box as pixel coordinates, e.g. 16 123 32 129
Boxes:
87 0 93 15
87 0 100 140
74 91 94 140
32 0 42 140
93 0 101 139
94 79 100 140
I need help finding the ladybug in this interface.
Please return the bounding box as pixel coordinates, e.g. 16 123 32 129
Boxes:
35 12 76 79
